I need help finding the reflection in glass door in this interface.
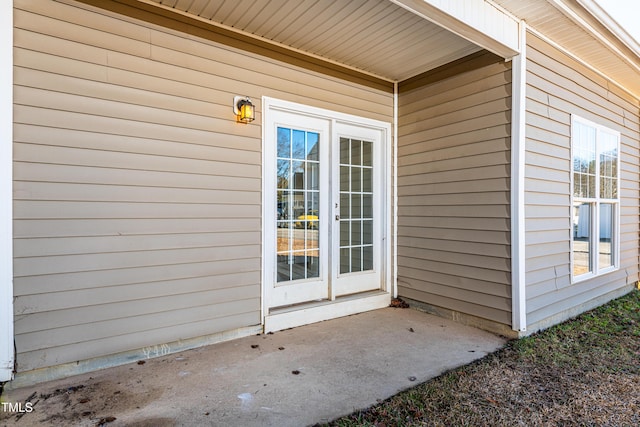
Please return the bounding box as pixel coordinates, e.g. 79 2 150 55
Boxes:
276 127 320 283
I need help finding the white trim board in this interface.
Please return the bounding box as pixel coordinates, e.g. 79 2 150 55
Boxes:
393 82 399 298
510 20 527 333
265 292 390 333
1 0 14 382
550 0 640 76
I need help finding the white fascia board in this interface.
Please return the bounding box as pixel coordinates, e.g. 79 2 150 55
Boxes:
576 0 640 56
551 0 640 75
389 0 520 59
1 0 14 382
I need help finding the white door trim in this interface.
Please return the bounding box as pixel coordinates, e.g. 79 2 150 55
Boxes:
261 97 391 331
1 0 14 382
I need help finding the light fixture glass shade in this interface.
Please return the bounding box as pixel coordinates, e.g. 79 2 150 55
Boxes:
239 101 254 123
234 96 255 123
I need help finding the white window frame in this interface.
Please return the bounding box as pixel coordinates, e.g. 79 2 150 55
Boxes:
570 115 620 283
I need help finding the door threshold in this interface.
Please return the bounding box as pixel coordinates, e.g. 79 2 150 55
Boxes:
264 291 390 333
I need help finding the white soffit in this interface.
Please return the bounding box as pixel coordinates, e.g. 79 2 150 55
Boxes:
494 0 640 100
577 0 640 56
144 0 522 81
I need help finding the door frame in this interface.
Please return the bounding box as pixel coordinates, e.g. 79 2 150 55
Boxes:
261 97 392 331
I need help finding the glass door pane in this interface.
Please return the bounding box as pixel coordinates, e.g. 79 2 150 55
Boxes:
339 137 374 275
276 127 320 282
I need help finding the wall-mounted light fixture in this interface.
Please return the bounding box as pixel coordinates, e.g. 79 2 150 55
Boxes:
233 96 255 123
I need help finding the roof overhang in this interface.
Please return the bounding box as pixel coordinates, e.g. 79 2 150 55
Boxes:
576 0 640 57
494 0 640 100
390 0 519 59
76 0 639 99
137 0 520 82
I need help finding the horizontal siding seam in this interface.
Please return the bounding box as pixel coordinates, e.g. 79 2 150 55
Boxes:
398 258 510 281
398 281 510 305
16 301 261 353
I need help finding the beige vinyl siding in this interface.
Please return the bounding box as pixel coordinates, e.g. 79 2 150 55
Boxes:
396 53 512 327
524 32 640 328
13 0 393 372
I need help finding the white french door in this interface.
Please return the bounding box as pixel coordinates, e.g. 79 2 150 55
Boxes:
264 99 388 311
268 110 330 307
331 122 383 296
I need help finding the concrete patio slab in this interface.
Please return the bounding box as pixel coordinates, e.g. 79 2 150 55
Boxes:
1 307 506 426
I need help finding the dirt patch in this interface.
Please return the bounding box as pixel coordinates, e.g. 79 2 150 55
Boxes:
326 290 640 426
1 377 163 426
117 417 175 427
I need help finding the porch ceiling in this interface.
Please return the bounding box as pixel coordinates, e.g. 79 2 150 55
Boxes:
139 0 640 99
145 0 484 82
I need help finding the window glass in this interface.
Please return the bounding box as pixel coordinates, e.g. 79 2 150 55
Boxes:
572 202 591 276
599 131 618 199
599 203 614 269
276 127 321 282
572 121 596 198
571 117 619 280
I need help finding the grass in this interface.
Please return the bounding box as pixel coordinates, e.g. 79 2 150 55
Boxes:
324 290 640 427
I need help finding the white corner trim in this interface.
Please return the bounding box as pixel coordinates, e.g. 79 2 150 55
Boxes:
1 0 14 382
260 96 266 327
393 82 398 299
511 20 527 333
